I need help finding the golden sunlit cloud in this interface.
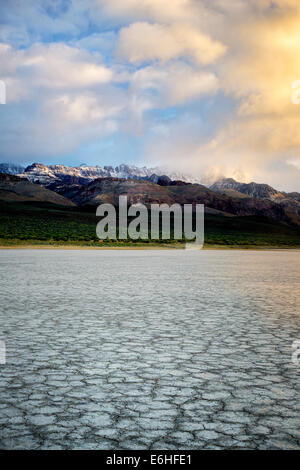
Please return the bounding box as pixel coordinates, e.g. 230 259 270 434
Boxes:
137 0 300 188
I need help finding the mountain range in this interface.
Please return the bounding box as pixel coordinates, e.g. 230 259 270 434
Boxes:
0 162 198 185
0 162 300 227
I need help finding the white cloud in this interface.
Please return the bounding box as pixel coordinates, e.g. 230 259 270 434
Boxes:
131 63 219 106
96 0 198 23
0 41 124 157
116 22 226 65
0 37 220 158
0 43 113 99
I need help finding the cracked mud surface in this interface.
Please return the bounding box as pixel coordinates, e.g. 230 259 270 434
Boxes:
0 249 299 450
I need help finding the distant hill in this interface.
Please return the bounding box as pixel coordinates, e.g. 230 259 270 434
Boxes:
0 173 75 206
66 177 298 227
210 177 300 204
211 178 300 226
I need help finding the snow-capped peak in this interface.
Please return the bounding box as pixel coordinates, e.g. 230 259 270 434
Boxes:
17 162 200 186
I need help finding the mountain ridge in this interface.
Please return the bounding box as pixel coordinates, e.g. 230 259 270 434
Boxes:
210 177 300 225
19 162 200 186
1 161 299 196
1 162 300 226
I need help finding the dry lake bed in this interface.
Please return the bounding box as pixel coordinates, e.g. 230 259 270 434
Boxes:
0 249 299 450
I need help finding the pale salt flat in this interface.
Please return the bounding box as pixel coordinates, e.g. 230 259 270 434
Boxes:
0 249 299 450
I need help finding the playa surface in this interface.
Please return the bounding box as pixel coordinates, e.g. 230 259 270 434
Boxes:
0 249 299 449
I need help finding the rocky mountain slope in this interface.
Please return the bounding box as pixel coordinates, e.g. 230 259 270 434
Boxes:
210 177 300 203
0 163 25 175
284 192 300 203
210 178 283 200
0 173 75 206
211 177 300 225
67 177 296 226
13 162 199 186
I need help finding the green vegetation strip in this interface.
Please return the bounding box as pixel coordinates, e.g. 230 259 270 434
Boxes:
0 201 299 247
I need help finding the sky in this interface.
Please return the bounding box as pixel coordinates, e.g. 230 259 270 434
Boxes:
1 0 300 191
